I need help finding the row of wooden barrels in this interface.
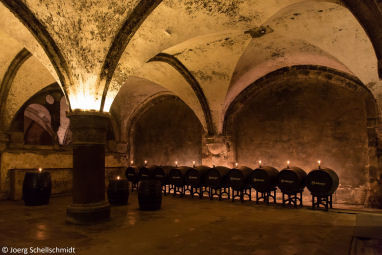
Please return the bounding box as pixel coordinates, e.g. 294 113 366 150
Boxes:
125 165 339 197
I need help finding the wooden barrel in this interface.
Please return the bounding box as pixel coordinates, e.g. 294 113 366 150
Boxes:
138 179 162 210
228 166 253 190
150 165 167 185
306 168 339 196
250 166 279 192
184 167 201 186
22 171 52 206
277 167 307 194
125 166 139 183
107 179 129 205
138 166 152 181
167 166 188 187
215 166 231 188
195 166 215 187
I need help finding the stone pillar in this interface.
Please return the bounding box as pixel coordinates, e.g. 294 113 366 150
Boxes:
202 135 235 168
66 111 110 224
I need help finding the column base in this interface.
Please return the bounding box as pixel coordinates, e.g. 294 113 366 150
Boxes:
66 201 110 225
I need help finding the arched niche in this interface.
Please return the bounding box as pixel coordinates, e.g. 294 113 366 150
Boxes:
128 94 203 166
224 65 380 206
24 104 53 145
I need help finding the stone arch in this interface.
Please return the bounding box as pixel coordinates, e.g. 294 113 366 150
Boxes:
223 65 380 206
127 93 203 166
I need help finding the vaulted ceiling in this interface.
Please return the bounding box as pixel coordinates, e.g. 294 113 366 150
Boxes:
0 0 381 136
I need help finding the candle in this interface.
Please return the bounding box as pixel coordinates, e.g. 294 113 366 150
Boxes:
192 161 196 167
117 176 120 180
235 162 238 168
144 160 148 166
287 160 290 168
175 161 178 167
258 160 262 168
317 160 321 169
38 168 42 173
130 160 134 166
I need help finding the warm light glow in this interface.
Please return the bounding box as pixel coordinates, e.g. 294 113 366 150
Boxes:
235 162 238 168
318 160 321 169
117 176 120 180
258 160 262 167
192 161 196 167
287 160 290 168
175 161 178 167
144 160 148 166
38 168 42 173
68 75 102 111
130 160 134 166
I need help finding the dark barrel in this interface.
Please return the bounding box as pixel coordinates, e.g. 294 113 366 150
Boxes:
184 167 201 186
150 165 167 185
107 179 129 205
195 166 215 187
228 166 253 190
138 166 152 181
250 166 279 192
215 166 231 188
138 179 162 210
306 168 339 196
125 166 139 183
23 171 52 206
167 166 188 187
277 167 307 194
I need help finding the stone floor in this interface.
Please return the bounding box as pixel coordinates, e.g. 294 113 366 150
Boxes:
0 194 381 255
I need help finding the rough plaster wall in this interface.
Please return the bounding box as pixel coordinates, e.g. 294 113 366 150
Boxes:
164 31 251 132
0 150 122 196
0 3 59 82
0 30 23 82
136 62 207 131
233 80 369 204
225 37 353 120
109 76 169 142
22 0 139 107
4 56 55 130
109 0 337 106
264 2 378 84
133 97 202 166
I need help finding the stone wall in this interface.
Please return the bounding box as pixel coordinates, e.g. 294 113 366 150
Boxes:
131 95 203 167
0 149 123 199
230 77 371 205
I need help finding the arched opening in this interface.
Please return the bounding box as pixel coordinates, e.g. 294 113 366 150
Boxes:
128 95 203 166
224 66 379 206
23 104 53 145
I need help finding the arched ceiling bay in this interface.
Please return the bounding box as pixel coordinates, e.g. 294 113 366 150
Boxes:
0 30 23 82
110 76 170 142
134 61 207 131
0 3 59 82
108 0 344 110
4 56 55 130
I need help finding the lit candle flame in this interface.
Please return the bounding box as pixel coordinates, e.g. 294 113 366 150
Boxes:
192 161 196 167
235 162 238 168
175 161 178 167
258 160 262 167
117 176 120 180
130 160 134 166
287 160 290 168
38 168 42 173
318 160 321 169
144 160 147 166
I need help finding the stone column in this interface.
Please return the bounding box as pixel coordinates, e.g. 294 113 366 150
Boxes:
66 111 110 224
202 135 235 168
